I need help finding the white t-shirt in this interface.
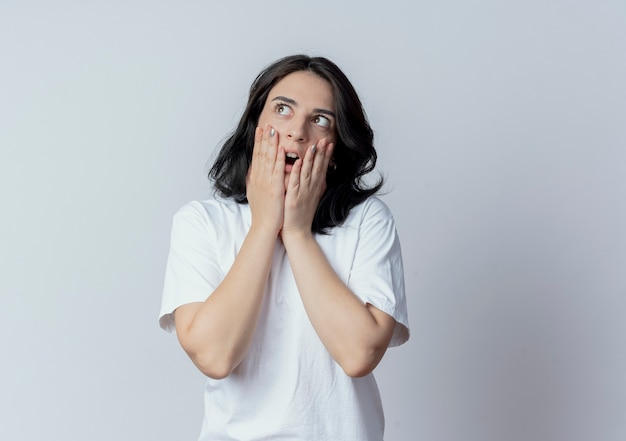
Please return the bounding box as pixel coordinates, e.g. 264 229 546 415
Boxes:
159 196 409 441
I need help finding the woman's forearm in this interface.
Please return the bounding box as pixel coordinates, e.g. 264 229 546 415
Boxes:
174 225 277 379
281 231 395 377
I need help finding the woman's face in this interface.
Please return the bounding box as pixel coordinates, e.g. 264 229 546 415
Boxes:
257 71 337 178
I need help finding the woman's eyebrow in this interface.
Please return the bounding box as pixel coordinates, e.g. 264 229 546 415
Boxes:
271 96 336 118
272 95 297 106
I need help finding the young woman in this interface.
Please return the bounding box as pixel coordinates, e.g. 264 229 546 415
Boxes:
159 54 409 440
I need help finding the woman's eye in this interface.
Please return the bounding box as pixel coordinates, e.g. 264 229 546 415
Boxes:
276 104 292 116
314 115 331 128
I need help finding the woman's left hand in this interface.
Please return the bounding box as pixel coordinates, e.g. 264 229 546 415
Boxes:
280 139 395 378
282 139 334 236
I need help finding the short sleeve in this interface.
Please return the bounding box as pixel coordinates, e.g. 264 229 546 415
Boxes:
348 198 410 347
158 202 224 333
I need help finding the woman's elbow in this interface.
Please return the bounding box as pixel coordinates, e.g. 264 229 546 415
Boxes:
339 347 386 378
177 330 238 379
179 335 236 379
189 351 236 379
342 363 375 378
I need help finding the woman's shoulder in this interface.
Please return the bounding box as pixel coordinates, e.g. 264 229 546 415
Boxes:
175 197 246 218
172 197 250 230
345 196 395 224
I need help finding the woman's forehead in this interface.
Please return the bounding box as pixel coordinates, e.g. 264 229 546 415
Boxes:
267 71 334 111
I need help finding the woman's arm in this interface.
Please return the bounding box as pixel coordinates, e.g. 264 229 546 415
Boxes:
174 226 276 379
282 231 396 377
174 126 285 379
282 139 396 377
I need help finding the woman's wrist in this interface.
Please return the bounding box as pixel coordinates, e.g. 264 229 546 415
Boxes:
248 221 282 240
281 228 315 248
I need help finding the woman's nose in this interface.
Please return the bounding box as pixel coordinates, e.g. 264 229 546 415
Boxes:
286 118 308 143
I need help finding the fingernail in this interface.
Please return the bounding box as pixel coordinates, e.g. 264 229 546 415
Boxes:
270 128 275 137
311 144 316 154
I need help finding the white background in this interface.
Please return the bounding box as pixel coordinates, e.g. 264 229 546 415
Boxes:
1 1 625 440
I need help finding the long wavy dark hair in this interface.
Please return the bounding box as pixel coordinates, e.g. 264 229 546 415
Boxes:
208 54 383 234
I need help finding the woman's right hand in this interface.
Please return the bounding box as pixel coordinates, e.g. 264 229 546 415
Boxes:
246 125 285 235
176 126 286 379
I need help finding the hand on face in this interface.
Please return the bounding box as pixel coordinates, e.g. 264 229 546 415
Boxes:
282 135 334 236
246 125 333 236
246 125 286 234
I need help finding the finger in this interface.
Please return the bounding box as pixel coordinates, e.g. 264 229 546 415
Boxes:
251 126 263 161
311 138 330 179
252 126 270 166
322 142 334 173
263 125 281 170
275 144 286 175
287 157 302 194
266 126 281 172
300 140 319 185
303 138 330 192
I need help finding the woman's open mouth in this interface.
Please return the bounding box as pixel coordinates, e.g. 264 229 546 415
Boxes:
285 152 299 165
